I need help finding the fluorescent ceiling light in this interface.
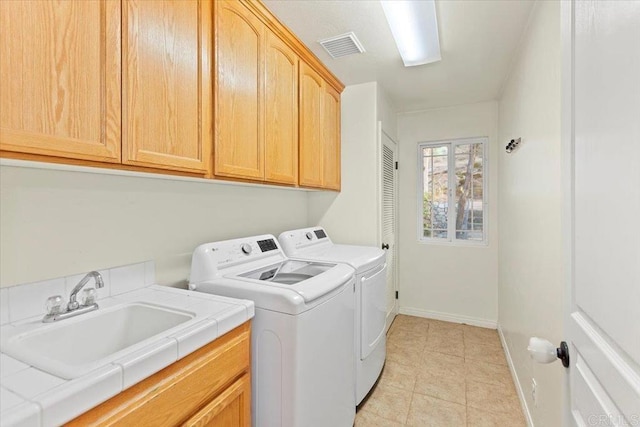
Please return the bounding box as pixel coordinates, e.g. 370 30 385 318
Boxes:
381 0 441 67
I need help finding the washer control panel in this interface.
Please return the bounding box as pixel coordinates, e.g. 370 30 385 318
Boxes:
190 234 286 283
202 236 282 267
314 229 327 239
278 227 333 255
258 238 278 252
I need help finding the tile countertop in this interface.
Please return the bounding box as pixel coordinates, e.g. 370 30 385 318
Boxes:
0 285 255 427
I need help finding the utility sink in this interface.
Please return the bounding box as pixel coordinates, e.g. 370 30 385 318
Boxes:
1 303 195 379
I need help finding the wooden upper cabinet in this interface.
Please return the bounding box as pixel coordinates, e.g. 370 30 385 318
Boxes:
1 0 342 188
299 63 324 188
0 0 121 163
122 0 212 173
299 62 341 190
214 1 264 180
264 30 299 185
322 85 341 191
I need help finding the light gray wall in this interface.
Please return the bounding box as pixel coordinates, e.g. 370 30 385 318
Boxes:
377 85 398 141
397 101 499 325
1 81 397 289
0 165 308 288
497 1 563 425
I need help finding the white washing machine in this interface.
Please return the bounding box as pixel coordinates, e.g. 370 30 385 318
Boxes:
278 227 387 405
189 234 355 427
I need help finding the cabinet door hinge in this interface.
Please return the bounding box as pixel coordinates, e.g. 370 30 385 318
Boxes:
395 291 398 299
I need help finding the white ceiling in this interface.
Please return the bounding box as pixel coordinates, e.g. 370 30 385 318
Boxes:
263 0 536 112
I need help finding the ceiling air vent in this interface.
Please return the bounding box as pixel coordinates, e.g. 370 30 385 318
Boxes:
318 32 365 59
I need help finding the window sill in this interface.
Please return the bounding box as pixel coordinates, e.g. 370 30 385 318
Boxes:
417 239 489 248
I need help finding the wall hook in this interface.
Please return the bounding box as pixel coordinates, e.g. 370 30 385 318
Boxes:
506 138 522 153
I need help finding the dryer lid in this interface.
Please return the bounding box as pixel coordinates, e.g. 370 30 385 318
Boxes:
278 227 385 273
295 244 385 274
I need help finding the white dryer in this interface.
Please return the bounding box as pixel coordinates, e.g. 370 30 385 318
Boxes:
189 234 355 427
278 227 387 405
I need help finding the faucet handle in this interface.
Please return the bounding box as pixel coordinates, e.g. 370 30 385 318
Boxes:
80 288 97 306
45 295 65 315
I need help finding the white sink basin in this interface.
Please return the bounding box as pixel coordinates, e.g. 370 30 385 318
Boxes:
1 303 195 379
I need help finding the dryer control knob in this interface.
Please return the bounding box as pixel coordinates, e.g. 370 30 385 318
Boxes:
305 232 314 240
241 243 252 255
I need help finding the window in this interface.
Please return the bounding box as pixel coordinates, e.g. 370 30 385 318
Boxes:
418 137 487 244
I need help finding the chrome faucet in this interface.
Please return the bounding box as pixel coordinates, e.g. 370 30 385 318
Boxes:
43 271 104 323
68 271 104 311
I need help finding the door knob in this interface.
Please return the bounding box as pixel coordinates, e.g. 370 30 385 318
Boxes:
381 243 389 250
527 337 570 368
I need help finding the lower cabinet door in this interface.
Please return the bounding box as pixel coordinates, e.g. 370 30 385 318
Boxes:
183 373 251 427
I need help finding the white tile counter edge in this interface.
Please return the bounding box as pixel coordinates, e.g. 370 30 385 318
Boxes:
0 285 254 427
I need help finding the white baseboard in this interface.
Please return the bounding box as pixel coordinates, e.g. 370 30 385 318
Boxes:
385 301 398 333
398 306 497 329
497 324 534 427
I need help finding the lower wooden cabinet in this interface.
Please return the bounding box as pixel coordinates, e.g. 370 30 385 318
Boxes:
183 374 250 427
67 321 251 427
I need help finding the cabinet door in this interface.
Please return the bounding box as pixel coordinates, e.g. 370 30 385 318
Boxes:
322 85 341 190
0 0 121 163
67 322 251 426
183 373 251 427
214 1 264 180
298 63 324 188
264 30 298 185
122 0 212 173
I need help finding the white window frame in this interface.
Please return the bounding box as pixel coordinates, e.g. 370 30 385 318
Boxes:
416 137 489 246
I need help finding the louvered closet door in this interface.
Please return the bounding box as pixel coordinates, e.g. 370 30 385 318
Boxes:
381 129 398 324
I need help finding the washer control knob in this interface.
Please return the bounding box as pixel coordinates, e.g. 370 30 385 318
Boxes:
305 232 314 240
241 243 252 255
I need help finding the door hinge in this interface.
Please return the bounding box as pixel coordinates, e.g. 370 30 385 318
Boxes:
395 291 398 299
395 161 398 170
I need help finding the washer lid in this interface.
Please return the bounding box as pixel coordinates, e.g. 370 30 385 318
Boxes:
232 261 354 304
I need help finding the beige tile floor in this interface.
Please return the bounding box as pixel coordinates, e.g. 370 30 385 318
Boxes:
355 315 527 427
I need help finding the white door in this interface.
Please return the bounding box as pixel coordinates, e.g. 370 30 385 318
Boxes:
380 123 398 330
564 1 640 424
